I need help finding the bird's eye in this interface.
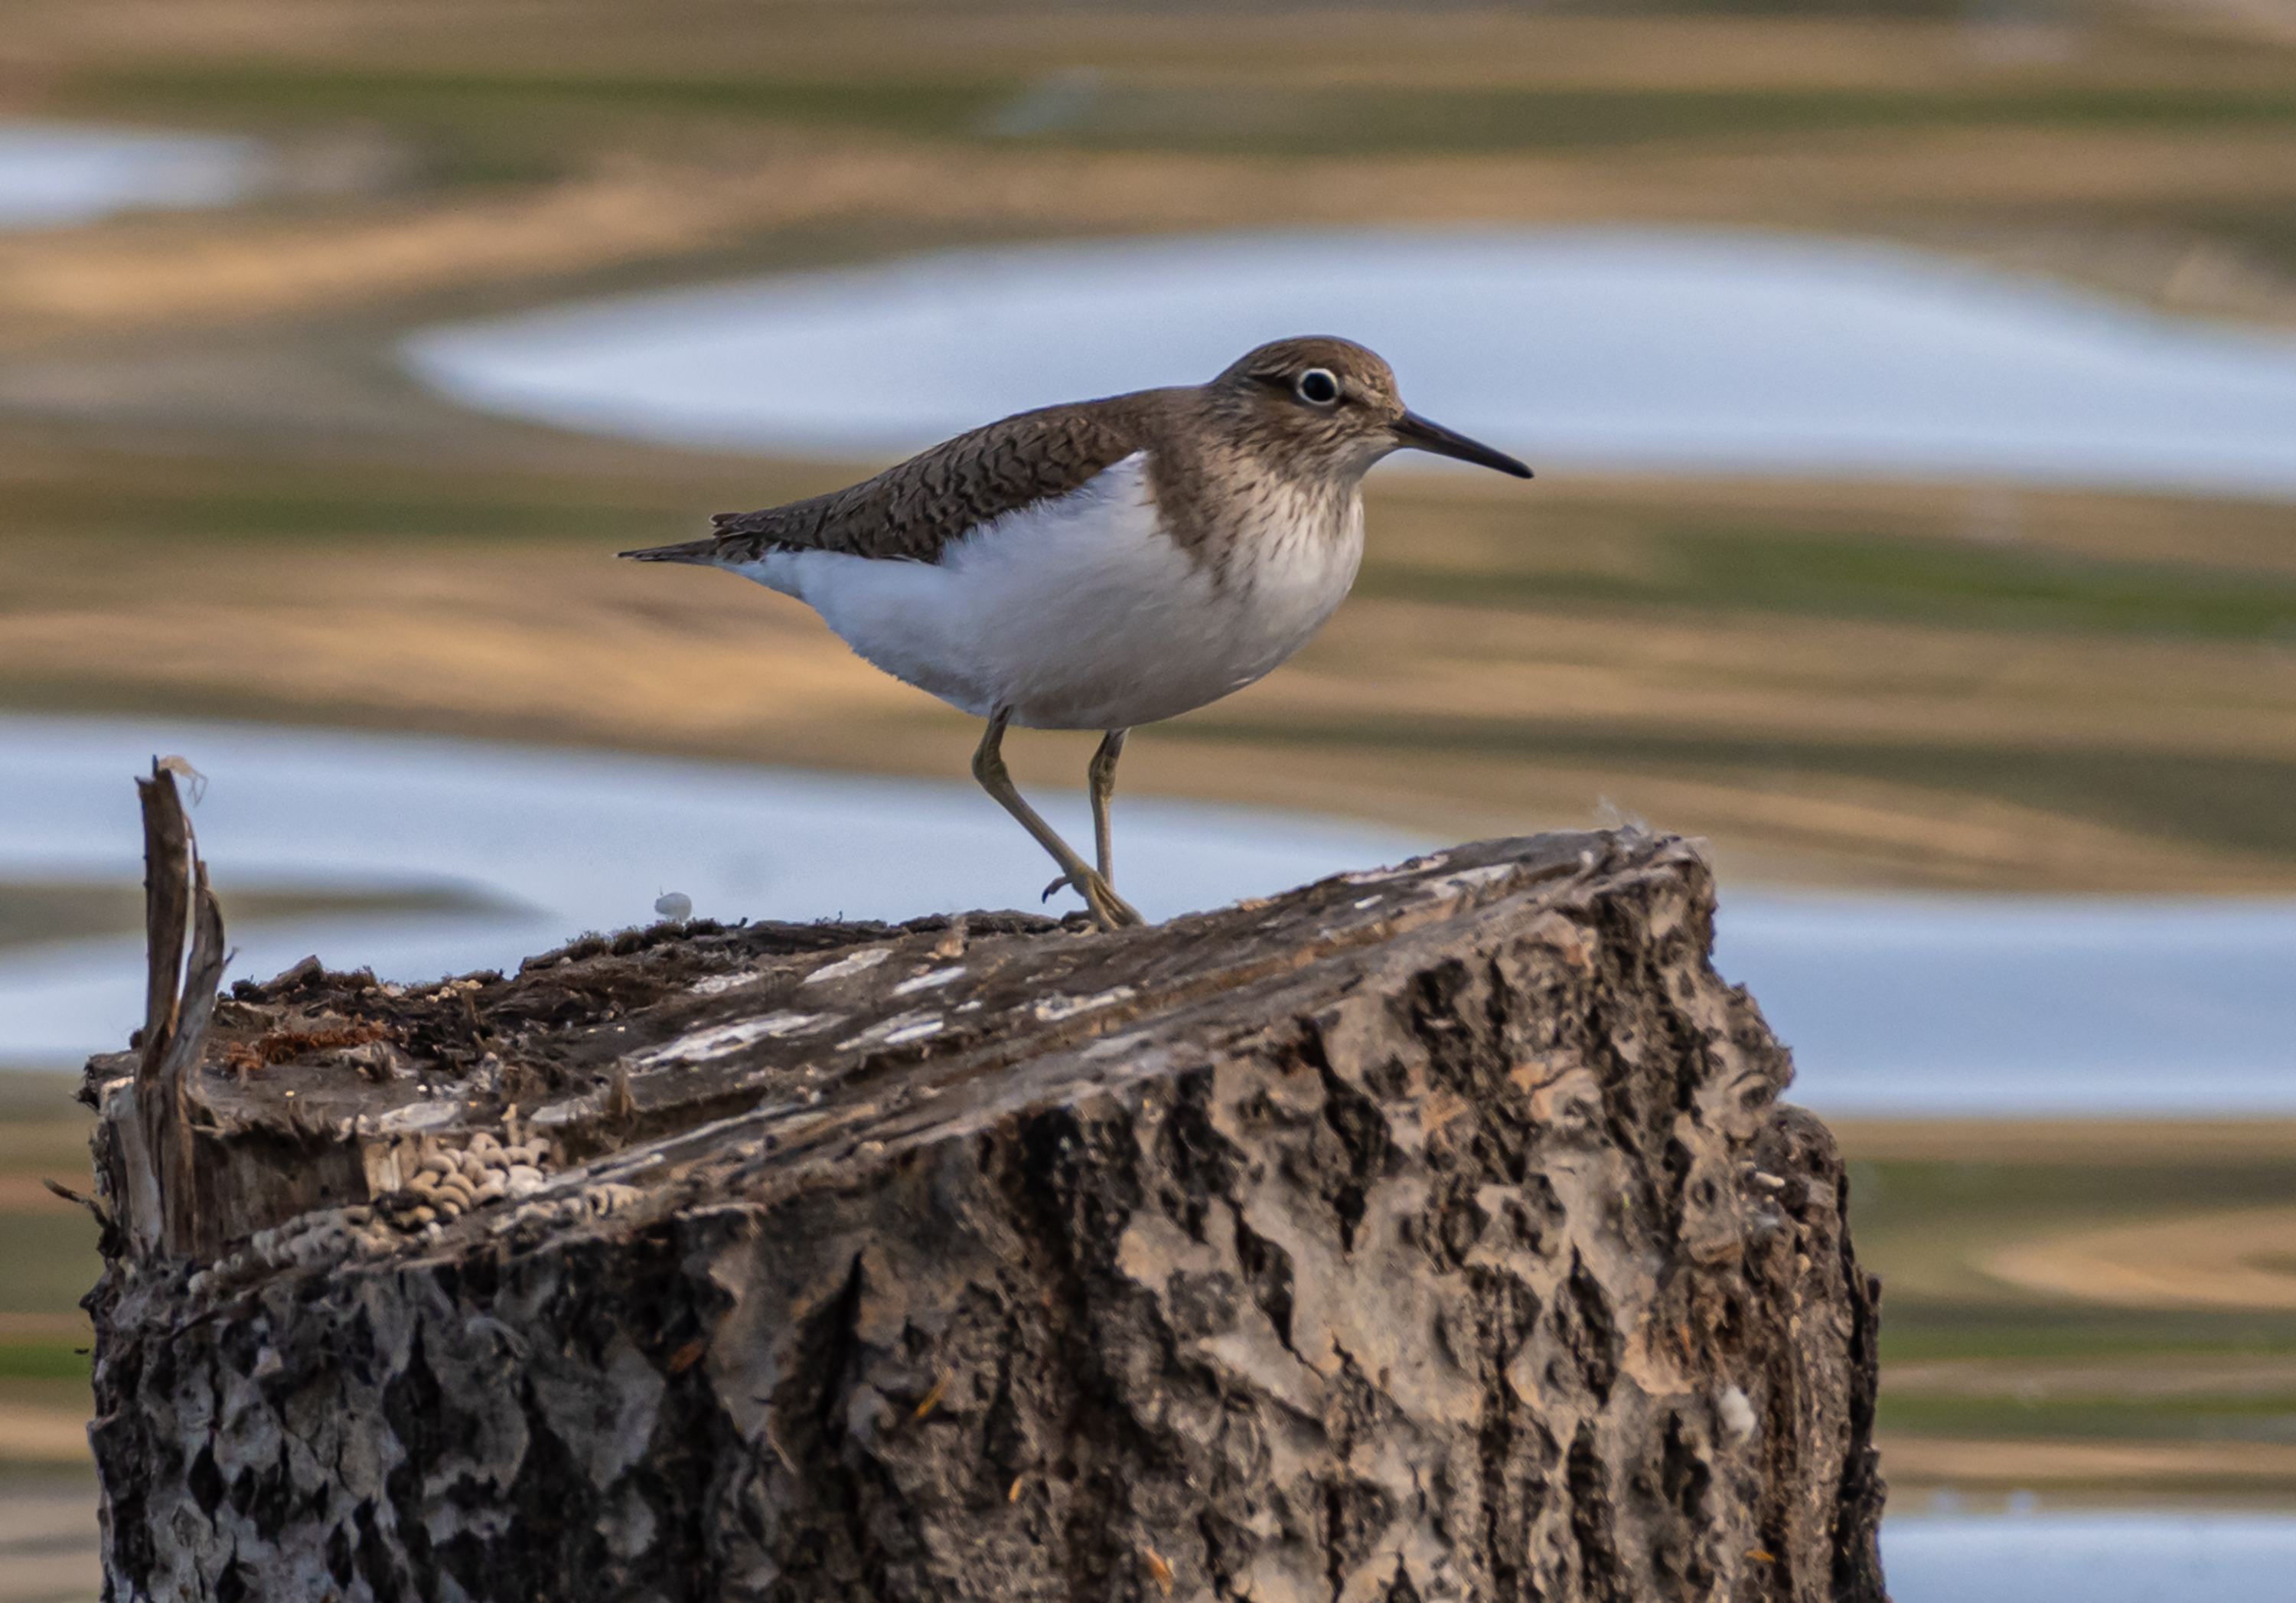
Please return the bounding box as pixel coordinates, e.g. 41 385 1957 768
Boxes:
1294 368 1340 406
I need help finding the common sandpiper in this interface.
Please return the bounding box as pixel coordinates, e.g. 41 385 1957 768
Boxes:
621 335 1532 930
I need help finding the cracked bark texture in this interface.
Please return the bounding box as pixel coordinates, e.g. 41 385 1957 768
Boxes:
84 828 1888 1603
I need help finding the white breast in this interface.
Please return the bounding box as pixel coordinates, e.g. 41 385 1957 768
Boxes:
727 453 1362 731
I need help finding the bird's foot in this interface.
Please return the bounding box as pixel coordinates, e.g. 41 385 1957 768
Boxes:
1041 869 1145 932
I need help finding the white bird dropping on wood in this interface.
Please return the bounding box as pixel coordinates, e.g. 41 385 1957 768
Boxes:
654 891 693 922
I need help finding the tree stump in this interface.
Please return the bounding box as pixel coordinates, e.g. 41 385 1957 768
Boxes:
83 772 1887 1602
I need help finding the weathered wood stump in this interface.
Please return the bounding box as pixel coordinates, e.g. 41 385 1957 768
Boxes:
83 772 1887 1602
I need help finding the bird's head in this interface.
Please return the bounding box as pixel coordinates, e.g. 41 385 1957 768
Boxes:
1209 335 1532 485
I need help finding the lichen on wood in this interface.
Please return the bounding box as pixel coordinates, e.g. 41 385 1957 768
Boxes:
84 816 1887 1602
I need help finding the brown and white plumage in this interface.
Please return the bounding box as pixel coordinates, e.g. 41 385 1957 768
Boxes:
621 335 1530 924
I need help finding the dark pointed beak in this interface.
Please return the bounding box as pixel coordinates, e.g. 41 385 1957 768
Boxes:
1391 410 1532 478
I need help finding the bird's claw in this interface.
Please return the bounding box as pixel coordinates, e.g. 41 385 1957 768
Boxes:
1042 868 1144 932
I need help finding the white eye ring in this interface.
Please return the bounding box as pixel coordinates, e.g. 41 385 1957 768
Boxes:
1294 368 1341 406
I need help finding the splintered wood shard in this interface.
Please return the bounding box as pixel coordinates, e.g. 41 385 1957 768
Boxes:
83 822 1889 1603
123 762 226 1261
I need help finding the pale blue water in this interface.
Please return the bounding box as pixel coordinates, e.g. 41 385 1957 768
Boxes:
1716 893 2296 1115
1884 1511 2296 1603
4 715 2291 1115
0 715 1420 1066
0 121 260 229
405 227 2296 498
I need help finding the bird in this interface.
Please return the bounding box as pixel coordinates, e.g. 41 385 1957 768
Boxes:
620 335 1531 931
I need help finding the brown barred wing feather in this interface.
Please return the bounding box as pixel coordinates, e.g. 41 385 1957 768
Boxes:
619 394 1169 568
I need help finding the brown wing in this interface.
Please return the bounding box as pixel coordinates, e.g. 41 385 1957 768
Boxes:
621 392 1173 567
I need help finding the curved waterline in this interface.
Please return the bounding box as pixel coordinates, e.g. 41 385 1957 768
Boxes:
405 227 2296 498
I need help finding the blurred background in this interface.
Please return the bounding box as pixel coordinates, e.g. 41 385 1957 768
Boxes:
3 1 2295 1597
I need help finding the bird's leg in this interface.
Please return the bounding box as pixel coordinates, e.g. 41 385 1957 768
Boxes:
973 713 1143 932
1046 727 1130 909
1088 728 1128 885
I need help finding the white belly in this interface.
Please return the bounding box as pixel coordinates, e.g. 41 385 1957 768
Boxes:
727 453 1362 730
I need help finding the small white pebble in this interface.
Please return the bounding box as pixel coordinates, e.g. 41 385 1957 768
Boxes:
1717 1386 1757 1441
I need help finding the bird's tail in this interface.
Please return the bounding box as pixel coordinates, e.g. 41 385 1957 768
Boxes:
617 537 725 565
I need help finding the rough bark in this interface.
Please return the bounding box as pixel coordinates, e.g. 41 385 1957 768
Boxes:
83 801 1888 1603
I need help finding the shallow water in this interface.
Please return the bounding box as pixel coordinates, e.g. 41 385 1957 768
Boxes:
0 715 1421 1066
1883 1510 2296 1603
0 121 260 230
4 716 2291 1114
1715 893 2296 1115
406 227 2296 498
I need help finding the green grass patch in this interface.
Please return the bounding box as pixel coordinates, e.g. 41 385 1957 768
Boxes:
0 1345 90 1383
64 67 1008 187
1358 525 2296 643
77 66 999 138
1852 1158 2296 1230
0 880 527 953
1179 713 2296 863
0 1214 103 1318
0 478 697 549
1850 1156 2296 1369
1880 1392 2296 1443
0 1076 88 1125
1010 83 2296 159
1880 1304 2296 1364
63 64 2296 174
